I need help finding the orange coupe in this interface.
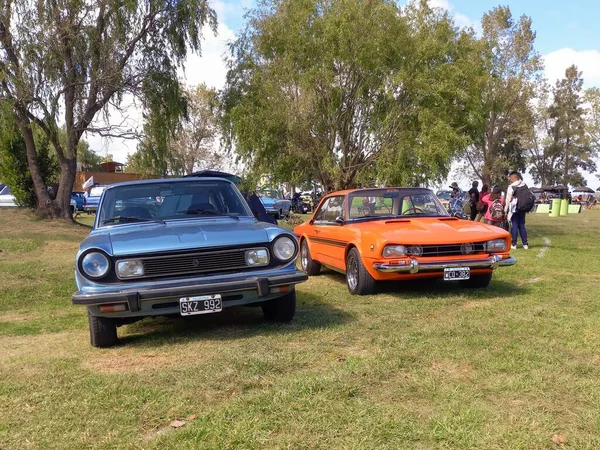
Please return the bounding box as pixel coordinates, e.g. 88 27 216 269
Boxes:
294 188 516 295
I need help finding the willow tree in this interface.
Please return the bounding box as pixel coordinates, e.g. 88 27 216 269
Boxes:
0 0 216 218
221 0 480 191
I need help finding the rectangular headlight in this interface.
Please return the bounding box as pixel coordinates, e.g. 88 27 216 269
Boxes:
382 245 407 257
116 259 144 279
485 239 507 252
245 249 269 266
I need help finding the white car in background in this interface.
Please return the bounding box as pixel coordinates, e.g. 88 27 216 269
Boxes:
0 184 17 207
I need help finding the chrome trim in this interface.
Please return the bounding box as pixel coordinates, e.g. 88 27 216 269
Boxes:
373 256 517 273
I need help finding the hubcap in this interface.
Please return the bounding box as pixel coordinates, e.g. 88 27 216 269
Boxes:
301 243 308 270
347 255 358 290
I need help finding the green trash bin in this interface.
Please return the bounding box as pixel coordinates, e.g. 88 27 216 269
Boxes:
559 198 569 216
549 199 561 217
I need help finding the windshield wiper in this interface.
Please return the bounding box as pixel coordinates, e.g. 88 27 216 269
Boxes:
102 216 166 225
178 209 239 219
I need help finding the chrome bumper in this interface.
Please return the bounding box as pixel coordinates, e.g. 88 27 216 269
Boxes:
373 255 516 274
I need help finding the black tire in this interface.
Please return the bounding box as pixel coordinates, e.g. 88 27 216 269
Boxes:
346 247 376 295
88 311 118 348
70 205 75 217
300 239 321 276
460 272 493 289
262 290 296 322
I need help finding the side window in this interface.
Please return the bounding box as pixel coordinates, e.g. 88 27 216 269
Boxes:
323 196 345 222
313 198 330 222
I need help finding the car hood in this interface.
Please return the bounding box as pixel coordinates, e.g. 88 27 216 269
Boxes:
356 217 507 244
98 219 271 256
261 197 277 206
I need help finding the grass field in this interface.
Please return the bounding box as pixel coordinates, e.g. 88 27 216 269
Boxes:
1 208 600 449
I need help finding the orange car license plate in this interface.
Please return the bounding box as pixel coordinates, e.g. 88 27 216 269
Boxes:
444 267 470 281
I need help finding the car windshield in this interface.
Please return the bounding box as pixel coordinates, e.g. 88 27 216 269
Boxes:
89 186 107 197
348 189 449 220
258 189 279 199
436 190 452 200
97 180 252 227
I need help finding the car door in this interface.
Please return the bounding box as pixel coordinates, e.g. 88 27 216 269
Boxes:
311 195 347 269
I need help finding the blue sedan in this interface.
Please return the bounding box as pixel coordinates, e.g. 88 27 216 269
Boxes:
72 177 307 347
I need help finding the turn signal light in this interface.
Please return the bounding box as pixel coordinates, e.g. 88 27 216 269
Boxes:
270 285 291 294
99 304 128 313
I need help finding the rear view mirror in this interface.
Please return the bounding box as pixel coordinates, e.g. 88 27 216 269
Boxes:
335 216 345 225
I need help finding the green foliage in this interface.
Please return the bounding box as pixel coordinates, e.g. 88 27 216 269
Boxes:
464 6 542 186
131 83 222 176
221 0 480 191
0 0 217 217
0 113 59 209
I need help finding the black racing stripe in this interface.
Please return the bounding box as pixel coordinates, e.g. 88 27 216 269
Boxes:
309 236 348 248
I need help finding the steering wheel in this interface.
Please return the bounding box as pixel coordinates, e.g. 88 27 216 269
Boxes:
402 207 425 215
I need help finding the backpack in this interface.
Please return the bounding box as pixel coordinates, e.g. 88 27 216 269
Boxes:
515 184 536 213
490 199 505 220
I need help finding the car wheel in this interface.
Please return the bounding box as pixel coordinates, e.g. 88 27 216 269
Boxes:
460 272 493 289
346 247 376 295
300 239 321 276
262 290 296 322
88 311 118 348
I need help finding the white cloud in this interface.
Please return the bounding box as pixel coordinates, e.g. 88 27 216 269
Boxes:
426 0 473 28
543 48 600 88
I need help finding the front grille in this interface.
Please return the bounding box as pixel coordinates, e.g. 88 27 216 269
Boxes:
409 243 486 257
141 248 255 278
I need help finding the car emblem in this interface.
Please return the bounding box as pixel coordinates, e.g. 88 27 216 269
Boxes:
408 245 423 256
192 259 201 267
461 243 474 254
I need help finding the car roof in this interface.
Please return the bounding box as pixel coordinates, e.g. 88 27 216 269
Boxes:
324 187 434 196
104 177 236 190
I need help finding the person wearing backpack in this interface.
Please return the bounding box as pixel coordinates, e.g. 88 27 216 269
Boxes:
505 171 532 249
481 186 505 226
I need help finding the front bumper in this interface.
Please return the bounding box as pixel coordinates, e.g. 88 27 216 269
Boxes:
72 271 308 308
373 255 516 274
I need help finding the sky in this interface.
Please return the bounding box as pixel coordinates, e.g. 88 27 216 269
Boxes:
85 0 600 189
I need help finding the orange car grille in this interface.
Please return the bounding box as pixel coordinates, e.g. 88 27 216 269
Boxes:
410 243 486 257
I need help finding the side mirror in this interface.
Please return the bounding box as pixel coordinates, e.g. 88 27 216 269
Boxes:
335 216 345 225
309 219 314 225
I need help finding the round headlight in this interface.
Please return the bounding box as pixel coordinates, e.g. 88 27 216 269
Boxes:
272 236 296 261
81 252 110 278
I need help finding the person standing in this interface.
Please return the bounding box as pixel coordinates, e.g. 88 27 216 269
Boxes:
476 184 489 222
468 181 480 221
481 186 505 226
505 171 529 250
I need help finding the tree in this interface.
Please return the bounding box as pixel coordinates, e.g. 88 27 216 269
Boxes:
584 87 600 152
0 108 59 209
464 6 542 187
128 84 222 176
546 66 596 192
0 0 216 218
221 0 480 192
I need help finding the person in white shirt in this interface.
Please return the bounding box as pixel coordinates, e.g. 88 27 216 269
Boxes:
504 171 529 250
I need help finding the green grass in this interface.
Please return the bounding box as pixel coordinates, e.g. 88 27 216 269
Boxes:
1 207 600 448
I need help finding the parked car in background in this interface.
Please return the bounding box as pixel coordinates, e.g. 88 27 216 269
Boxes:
435 190 453 209
258 189 292 219
294 187 516 295
83 185 108 213
71 191 86 211
0 184 17 207
72 177 307 347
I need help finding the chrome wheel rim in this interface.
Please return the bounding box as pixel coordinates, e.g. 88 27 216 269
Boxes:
347 254 358 290
301 243 308 270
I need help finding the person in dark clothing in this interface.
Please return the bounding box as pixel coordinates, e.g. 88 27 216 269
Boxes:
468 181 480 221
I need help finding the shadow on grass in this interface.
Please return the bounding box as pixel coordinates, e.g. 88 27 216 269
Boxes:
118 291 355 348
322 271 528 300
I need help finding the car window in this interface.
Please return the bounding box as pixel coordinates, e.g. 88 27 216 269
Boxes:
97 180 252 226
314 196 345 223
348 189 448 219
89 186 107 197
0 185 11 195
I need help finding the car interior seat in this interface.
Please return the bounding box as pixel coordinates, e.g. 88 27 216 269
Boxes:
120 206 152 219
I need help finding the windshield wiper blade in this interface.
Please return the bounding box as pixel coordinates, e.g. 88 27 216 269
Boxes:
177 209 239 219
102 216 165 225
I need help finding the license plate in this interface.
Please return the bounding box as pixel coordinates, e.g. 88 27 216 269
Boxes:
444 267 470 281
180 294 222 316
